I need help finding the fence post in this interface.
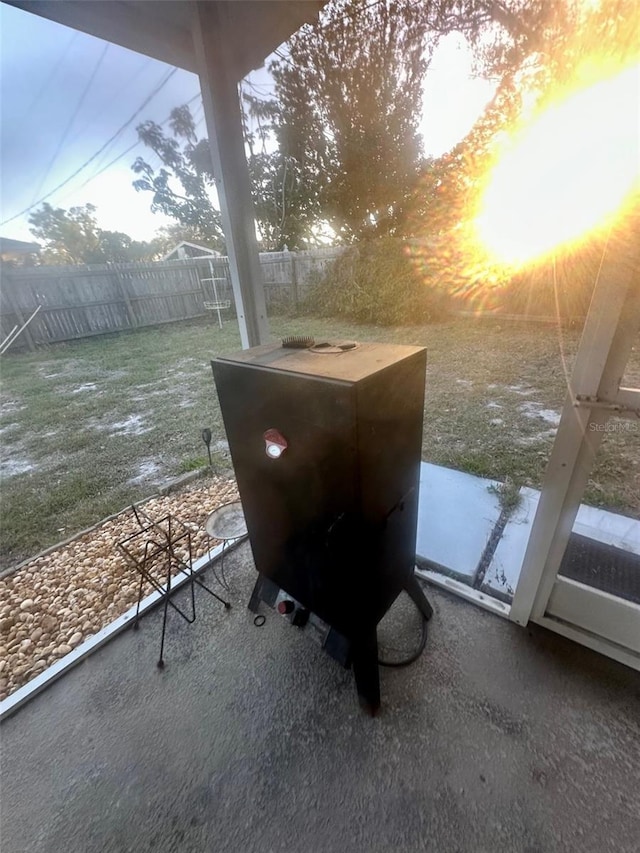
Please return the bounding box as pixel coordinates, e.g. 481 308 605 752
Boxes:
111 263 137 328
290 251 299 313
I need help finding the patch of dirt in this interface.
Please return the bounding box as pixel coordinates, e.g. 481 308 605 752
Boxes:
126 460 166 486
36 359 84 379
111 415 150 436
516 428 558 446
0 458 35 478
131 388 169 402
91 414 152 437
506 384 539 396
519 402 561 426
70 383 99 394
0 398 25 414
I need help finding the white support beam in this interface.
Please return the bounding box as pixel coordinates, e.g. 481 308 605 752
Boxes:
511 236 640 626
615 386 640 415
532 613 640 671
191 1 270 349
545 576 640 653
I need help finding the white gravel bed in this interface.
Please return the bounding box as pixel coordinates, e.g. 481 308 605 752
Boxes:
0 476 239 701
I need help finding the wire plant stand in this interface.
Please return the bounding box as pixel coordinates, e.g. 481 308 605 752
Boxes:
201 260 231 328
117 504 231 668
204 500 248 592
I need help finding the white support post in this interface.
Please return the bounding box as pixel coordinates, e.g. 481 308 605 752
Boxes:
511 236 640 626
191 1 269 349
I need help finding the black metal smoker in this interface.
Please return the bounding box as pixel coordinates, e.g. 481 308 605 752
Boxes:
212 339 432 713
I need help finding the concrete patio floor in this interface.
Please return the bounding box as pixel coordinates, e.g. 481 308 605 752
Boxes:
1 541 639 853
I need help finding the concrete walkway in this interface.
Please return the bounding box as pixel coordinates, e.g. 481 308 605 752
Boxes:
1 542 639 853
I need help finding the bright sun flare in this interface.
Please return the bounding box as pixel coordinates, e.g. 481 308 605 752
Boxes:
475 64 640 266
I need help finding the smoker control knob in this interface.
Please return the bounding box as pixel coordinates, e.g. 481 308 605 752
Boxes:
264 428 288 459
277 599 295 615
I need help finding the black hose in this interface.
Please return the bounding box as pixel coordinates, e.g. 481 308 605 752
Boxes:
378 600 429 668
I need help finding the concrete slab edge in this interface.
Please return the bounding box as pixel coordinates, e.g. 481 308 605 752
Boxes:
0 539 245 722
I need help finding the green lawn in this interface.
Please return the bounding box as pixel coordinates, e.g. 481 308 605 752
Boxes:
1 314 638 570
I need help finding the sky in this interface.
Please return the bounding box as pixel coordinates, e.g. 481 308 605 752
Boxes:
0 3 496 245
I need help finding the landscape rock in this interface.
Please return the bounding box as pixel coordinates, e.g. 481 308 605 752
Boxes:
68 632 83 648
0 476 238 703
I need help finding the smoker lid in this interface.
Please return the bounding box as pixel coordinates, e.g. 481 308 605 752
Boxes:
215 340 426 383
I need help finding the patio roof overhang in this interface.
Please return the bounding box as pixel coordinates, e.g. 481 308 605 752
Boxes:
5 1 324 80
5 0 328 348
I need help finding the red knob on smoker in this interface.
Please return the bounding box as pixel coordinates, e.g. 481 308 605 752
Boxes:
264 428 288 459
277 599 295 615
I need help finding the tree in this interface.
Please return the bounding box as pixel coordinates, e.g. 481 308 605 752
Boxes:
93 230 163 263
131 106 226 252
131 1 638 253
28 202 161 265
404 0 640 303
132 101 307 252
267 0 439 243
129 2 528 249
130 2 481 249
28 203 101 265
256 0 551 243
408 0 640 227
241 93 325 250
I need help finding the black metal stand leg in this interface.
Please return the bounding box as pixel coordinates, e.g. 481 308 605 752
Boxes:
352 629 381 716
405 573 433 622
193 576 231 609
158 562 172 669
189 561 197 618
211 539 229 591
219 541 230 590
134 570 145 630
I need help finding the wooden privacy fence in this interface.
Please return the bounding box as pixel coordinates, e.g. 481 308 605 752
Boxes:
0 247 343 351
